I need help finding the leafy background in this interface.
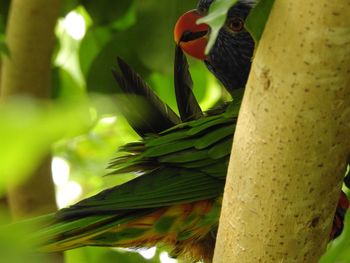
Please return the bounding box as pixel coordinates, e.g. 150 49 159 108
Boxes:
0 0 225 262
0 0 348 262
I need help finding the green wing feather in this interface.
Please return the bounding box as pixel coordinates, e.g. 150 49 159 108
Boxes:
57 168 224 219
174 45 203 121
32 47 243 253
112 57 181 136
55 106 238 218
34 103 239 251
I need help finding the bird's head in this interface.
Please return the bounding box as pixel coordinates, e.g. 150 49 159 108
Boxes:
174 0 255 94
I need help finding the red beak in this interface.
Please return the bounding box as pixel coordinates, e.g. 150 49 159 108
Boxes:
174 10 209 60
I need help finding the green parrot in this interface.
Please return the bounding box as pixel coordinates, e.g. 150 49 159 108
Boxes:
37 53 238 263
29 1 348 263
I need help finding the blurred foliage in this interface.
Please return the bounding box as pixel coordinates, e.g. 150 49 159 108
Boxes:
0 98 92 195
0 3 8 56
320 210 350 263
0 211 60 263
48 0 226 211
321 165 350 263
245 0 275 44
0 0 224 262
0 32 8 56
1 0 348 262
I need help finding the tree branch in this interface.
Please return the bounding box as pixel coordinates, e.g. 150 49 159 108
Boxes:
213 0 350 262
1 0 63 261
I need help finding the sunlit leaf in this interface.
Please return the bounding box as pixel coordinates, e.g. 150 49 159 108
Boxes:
0 98 92 194
197 0 238 54
198 0 275 52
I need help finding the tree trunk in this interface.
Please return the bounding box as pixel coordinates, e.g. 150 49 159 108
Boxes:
6 156 57 219
1 0 63 261
213 0 350 262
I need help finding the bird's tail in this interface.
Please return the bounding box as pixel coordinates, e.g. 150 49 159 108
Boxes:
24 198 218 260
33 210 154 252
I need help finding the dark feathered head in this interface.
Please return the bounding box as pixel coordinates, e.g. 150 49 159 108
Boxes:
174 0 255 95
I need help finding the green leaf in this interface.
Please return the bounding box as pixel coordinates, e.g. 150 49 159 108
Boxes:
0 213 51 263
86 32 150 94
197 0 238 54
0 33 9 57
190 60 220 109
319 210 350 263
148 72 178 115
80 0 134 26
198 0 276 52
0 98 92 194
133 0 198 74
245 0 275 44
52 66 84 100
0 1 10 27
60 0 80 17
79 27 112 77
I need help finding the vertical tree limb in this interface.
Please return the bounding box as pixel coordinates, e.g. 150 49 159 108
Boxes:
1 0 63 261
6 156 57 219
0 62 2 92
1 0 60 98
1 0 61 218
213 0 350 262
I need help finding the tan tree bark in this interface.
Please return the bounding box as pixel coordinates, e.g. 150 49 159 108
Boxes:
1 1 63 261
213 0 350 262
0 62 2 91
1 0 61 218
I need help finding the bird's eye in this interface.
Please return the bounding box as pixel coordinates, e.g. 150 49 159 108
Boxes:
228 17 244 32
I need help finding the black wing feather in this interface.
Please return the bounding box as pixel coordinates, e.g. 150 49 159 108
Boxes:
112 57 181 136
174 45 203 122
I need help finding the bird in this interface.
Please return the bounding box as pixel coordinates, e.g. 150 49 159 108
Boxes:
174 0 255 95
31 1 348 262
